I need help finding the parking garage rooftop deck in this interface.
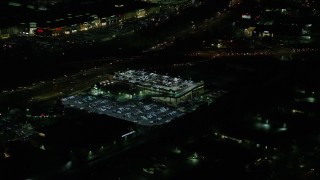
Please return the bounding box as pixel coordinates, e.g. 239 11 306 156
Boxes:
113 70 204 98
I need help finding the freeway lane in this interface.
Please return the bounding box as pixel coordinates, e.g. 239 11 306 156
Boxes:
187 47 319 60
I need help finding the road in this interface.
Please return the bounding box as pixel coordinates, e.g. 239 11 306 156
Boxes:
0 60 127 109
186 47 319 60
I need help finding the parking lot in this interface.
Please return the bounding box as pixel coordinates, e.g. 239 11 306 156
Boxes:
114 70 202 96
62 95 184 126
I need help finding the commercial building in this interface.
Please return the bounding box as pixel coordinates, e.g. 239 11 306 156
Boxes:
0 1 158 38
112 70 204 106
34 6 159 36
62 70 225 126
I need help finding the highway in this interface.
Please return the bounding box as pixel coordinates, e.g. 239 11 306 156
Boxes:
186 47 319 60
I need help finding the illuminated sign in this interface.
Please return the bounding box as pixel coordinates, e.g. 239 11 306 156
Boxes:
30 22 37 28
242 14 251 19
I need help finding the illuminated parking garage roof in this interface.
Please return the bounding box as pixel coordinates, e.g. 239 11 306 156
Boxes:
113 70 204 98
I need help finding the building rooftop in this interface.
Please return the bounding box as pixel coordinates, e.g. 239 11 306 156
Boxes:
113 70 204 98
0 0 152 28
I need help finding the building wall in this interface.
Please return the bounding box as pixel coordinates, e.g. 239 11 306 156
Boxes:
0 25 24 39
